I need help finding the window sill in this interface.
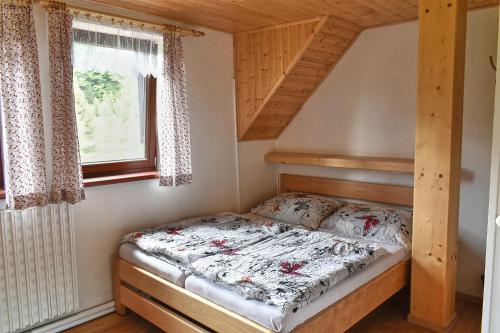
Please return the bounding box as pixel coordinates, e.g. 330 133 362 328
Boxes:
0 172 159 199
84 171 160 188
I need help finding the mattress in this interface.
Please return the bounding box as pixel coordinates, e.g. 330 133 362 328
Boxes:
119 242 187 287
184 242 408 333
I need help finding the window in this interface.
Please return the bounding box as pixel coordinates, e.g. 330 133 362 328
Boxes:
72 22 161 181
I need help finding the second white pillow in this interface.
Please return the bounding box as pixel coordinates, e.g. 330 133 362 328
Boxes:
251 192 342 229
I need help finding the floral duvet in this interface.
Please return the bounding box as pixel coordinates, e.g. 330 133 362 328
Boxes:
122 213 292 266
123 213 388 312
188 228 387 312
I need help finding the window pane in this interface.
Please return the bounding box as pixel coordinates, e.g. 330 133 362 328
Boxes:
73 66 145 164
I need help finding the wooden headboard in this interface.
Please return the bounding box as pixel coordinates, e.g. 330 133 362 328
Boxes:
280 174 413 207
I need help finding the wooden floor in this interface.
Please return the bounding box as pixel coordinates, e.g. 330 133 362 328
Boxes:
64 290 482 333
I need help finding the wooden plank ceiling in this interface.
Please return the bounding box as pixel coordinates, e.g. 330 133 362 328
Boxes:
91 0 497 33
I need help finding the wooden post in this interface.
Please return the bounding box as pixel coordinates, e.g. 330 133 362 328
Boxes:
409 0 467 331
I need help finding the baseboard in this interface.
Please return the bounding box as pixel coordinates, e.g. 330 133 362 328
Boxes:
456 291 483 305
31 301 115 333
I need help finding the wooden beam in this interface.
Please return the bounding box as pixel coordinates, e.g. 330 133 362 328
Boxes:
265 152 415 173
409 0 467 331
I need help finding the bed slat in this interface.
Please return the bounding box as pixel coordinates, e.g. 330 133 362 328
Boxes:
120 286 209 333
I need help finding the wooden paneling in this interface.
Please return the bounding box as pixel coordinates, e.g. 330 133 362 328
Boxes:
409 0 467 330
237 16 362 140
280 174 414 206
90 0 497 33
265 152 415 173
234 18 321 136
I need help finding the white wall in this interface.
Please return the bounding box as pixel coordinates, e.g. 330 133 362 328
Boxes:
459 8 498 296
30 2 239 311
237 141 276 212
256 7 497 297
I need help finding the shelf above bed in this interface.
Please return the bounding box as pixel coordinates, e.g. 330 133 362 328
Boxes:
264 152 415 173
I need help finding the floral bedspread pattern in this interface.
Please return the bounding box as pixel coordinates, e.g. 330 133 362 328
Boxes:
188 228 388 312
122 213 292 266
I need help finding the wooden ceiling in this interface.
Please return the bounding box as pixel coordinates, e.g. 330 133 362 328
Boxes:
91 0 497 33
235 16 362 140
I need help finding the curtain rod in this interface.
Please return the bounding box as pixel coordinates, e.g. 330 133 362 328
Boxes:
37 0 205 37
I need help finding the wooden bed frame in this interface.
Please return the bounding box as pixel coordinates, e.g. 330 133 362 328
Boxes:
114 174 413 333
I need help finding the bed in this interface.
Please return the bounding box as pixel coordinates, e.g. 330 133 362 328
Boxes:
114 174 413 333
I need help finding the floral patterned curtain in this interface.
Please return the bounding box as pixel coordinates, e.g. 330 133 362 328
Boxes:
159 33 192 186
0 4 48 209
47 3 85 204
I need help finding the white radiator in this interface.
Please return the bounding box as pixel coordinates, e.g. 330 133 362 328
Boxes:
0 204 78 333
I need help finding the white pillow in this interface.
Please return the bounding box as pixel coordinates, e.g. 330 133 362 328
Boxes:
251 192 342 229
320 203 412 249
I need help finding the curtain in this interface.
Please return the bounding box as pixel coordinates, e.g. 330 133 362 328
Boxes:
159 33 192 186
72 19 160 77
48 4 85 204
0 4 48 209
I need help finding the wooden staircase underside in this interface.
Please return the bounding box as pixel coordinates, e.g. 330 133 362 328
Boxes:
235 16 362 140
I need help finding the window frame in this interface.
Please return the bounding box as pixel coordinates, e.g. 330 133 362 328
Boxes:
81 75 158 181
